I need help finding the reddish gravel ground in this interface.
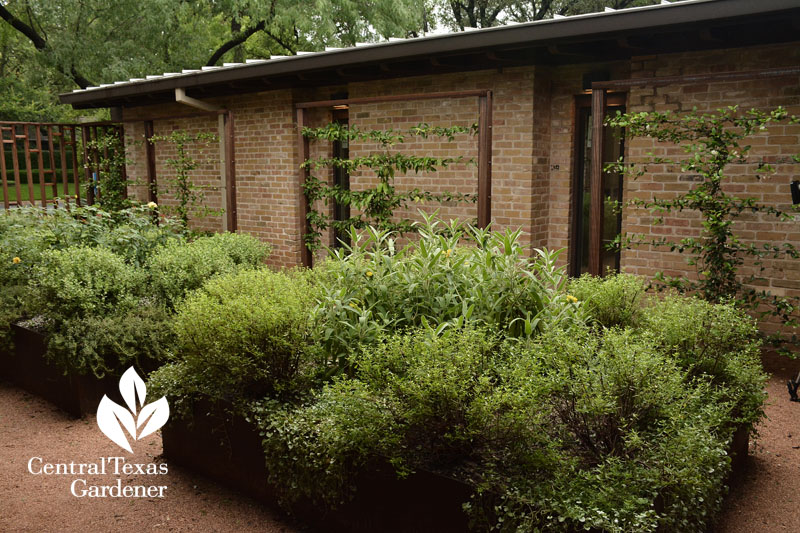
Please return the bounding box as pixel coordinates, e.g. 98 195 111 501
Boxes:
1 350 798 533
715 351 800 533
0 381 301 533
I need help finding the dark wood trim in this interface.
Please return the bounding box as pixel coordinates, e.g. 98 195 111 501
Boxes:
588 88 607 277
296 107 312 268
592 65 800 90
34 126 46 207
477 91 493 227
23 125 35 206
295 90 490 109
143 121 157 203
69 126 81 206
46 125 58 200
570 92 626 276
569 102 589 277
224 111 238 232
10 125 22 206
0 127 8 209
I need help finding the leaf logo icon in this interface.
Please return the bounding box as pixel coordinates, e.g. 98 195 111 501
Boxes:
96 367 169 453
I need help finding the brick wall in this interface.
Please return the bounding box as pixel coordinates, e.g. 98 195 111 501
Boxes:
620 42 800 334
124 67 542 266
122 40 800 329
124 90 304 268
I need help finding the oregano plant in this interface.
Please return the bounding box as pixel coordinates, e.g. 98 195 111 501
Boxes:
606 105 800 352
149 131 220 230
301 122 478 252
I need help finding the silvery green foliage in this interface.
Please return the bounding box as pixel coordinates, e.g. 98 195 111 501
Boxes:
311 212 584 371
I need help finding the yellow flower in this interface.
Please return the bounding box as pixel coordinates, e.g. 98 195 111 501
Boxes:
349 302 358 308
566 295 578 304
147 201 158 209
366 271 373 277
12 257 21 264
445 248 452 257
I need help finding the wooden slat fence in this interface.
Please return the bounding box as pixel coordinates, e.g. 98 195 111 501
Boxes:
0 122 123 209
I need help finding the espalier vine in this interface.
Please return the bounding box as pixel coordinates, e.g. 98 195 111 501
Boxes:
606 105 800 351
301 122 479 251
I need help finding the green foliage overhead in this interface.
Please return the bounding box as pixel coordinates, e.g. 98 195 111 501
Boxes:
0 0 659 121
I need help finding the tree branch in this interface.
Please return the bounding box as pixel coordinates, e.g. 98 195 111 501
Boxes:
0 4 46 50
0 4 93 88
205 20 266 66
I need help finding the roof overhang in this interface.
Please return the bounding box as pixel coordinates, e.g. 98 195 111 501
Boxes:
60 0 800 109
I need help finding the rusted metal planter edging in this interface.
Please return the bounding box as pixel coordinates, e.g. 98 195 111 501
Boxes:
2 324 116 418
161 400 473 533
161 400 751 533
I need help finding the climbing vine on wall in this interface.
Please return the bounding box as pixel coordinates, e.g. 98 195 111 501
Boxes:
84 131 131 212
606 105 800 351
301 122 479 252
149 131 220 230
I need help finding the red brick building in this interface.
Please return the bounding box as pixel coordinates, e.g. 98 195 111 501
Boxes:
61 0 800 310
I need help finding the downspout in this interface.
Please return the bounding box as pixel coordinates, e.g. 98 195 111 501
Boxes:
174 88 231 232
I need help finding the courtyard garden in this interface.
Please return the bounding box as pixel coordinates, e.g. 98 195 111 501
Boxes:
0 202 772 532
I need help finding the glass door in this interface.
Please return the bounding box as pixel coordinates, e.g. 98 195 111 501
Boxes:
570 94 625 277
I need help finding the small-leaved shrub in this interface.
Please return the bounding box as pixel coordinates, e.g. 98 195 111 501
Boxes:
254 310 764 532
568 272 646 329
30 246 140 320
642 295 766 424
147 232 270 308
148 267 318 418
46 302 175 378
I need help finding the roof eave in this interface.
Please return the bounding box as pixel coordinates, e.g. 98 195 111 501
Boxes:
58 0 800 108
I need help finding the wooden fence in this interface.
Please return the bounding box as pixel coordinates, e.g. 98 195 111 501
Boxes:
0 122 124 209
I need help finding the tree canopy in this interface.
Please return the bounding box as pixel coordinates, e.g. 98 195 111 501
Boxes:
0 0 660 120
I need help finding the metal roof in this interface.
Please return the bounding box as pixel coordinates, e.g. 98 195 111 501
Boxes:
59 0 800 109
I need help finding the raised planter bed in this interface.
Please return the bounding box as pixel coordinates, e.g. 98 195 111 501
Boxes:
162 400 752 533
3 323 116 418
161 401 473 533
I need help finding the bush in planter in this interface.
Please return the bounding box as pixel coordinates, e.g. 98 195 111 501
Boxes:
30 246 140 321
253 326 516 508
312 217 583 372
146 232 270 308
23 246 174 377
148 267 319 418
45 303 176 378
568 272 647 329
0 206 181 355
256 314 763 532
641 295 767 426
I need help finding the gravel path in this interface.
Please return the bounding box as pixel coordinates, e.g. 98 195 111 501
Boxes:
715 352 800 532
2 350 798 533
0 381 300 533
